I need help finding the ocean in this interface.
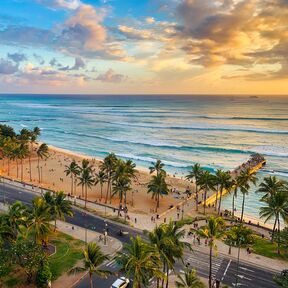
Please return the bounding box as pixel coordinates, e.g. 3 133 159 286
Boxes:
0 94 288 221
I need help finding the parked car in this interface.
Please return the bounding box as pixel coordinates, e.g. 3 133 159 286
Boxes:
111 277 130 288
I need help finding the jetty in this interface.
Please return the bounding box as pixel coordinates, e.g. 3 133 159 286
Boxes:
204 154 266 207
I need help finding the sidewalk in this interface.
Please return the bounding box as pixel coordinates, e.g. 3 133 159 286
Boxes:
52 220 122 288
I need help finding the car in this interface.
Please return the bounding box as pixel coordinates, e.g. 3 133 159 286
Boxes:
111 277 130 288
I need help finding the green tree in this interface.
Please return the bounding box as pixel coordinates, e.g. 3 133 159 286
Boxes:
186 163 203 212
29 197 51 244
198 171 215 215
116 235 164 288
260 190 288 254
149 159 166 177
70 242 111 288
257 176 286 241
42 191 73 231
94 169 107 200
18 142 29 181
36 143 49 183
226 224 254 287
175 268 205 288
274 269 288 287
197 217 225 288
148 172 169 212
65 160 81 196
238 168 258 222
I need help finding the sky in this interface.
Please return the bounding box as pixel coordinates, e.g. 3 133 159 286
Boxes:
0 0 288 95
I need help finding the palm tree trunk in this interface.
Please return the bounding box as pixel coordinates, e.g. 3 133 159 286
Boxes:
100 184 103 199
232 191 235 218
71 175 73 195
209 243 212 288
28 155 32 182
195 185 198 212
16 159 19 178
161 262 166 287
89 272 93 288
277 217 281 255
271 218 277 243
204 189 207 215
85 185 87 208
240 194 245 222
109 182 112 204
74 178 77 195
21 158 23 181
7 158 10 176
165 265 169 288
54 217 57 232
38 156 41 183
235 246 241 287
124 191 127 222
215 185 219 212
218 188 223 215
105 179 110 204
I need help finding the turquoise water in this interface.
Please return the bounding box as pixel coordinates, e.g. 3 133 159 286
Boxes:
0 94 287 220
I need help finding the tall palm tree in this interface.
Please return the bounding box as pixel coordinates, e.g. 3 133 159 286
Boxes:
214 170 231 215
18 142 29 181
78 166 95 208
197 217 225 288
112 176 131 220
260 190 288 253
42 191 73 231
70 242 111 288
257 176 286 241
28 127 41 182
100 153 117 204
94 169 107 200
149 159 166 176
238 168 258 222
149 220 192 288
186 163 203 212
36 143 49 183
65 160 80 196
175 268 205 288
18 128 31 180
198 171 215 215
226 224 253 287
231 176 242 218
29 197 51 244
116 235 164 288
148 172 169 212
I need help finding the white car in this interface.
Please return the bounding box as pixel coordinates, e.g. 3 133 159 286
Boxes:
111 277 130 288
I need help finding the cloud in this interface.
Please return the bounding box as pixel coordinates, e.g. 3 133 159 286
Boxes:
36 0 81 10
7 53 27 63
58 56 85 70
0 58 19 74
33 53 45 65
96 69 126 82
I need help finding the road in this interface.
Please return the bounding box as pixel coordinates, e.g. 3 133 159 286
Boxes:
0 180 279 288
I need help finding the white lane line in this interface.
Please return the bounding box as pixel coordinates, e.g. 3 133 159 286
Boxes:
221 259 232 281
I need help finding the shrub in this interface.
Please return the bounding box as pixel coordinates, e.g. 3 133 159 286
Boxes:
36 262 52 288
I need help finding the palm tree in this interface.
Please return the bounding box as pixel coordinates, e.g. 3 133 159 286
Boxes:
42 191 73 231
94 169 107 200
36 143 49 183
257 176 286 241
149 159 166 176
186 163 203 212
78 166 95 208
214 170 231 215
175 268 205 288
197 217 225 288
112 176 131 220
18 142 29 181
238 168 258 222
148 172 169 212
260 190 288 253
70 242 111 288
65 160 80 196
28 127 41 182
116 235 164 288
149 220 192 288
226 224 253 287
29 197 51 244
198 170 215 215
18 128 31 180
100 153 117 204
231 176 242 218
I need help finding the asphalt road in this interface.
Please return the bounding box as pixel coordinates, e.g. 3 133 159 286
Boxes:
0 181 279 288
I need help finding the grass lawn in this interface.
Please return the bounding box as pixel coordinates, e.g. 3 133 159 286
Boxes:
49 231 85 280
252 235 288 260
0 231 85 287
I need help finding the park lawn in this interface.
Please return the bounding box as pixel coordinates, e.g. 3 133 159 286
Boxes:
49 231 85 280
252 235 288 260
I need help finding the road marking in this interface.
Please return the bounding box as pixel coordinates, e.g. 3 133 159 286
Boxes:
238 274 252 281
221 259 232 281
239 267 254 273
